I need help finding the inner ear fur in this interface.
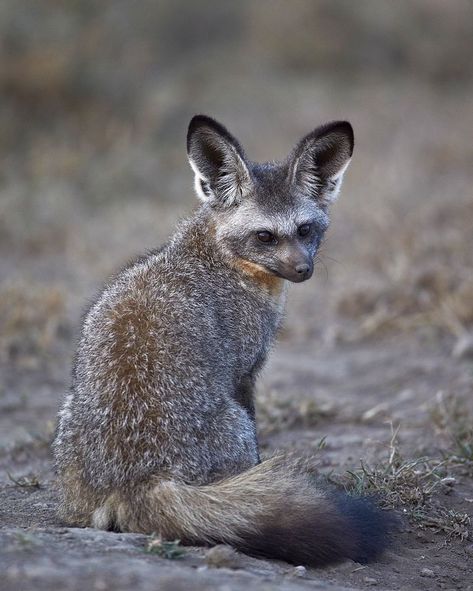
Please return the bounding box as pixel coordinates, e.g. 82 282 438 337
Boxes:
290 121 354 206
187 115 252 206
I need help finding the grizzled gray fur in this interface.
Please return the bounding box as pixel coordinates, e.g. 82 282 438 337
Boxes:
53 115 393 566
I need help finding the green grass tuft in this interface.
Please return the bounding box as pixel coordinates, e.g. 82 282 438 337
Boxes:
145 536 186 559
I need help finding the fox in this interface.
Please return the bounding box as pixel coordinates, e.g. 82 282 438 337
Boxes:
53 115 392 567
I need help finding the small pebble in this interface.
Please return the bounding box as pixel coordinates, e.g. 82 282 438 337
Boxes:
420 568 435 578
205 545 243 569
363 576 378 586
291 565 307 578
440 477 457 487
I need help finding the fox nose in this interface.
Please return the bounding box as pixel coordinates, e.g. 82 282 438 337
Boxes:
295 263 310 275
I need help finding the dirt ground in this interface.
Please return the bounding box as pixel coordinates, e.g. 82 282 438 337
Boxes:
1 2 473 590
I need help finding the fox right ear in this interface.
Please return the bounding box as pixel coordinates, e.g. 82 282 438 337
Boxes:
187 115 252 207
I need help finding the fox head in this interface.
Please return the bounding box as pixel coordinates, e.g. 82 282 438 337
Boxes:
187 115 353 283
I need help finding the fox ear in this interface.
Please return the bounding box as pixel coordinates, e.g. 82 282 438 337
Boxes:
187 115 252 206
289 121 354 207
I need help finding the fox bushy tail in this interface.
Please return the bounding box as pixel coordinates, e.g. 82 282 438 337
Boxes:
94 455 392 567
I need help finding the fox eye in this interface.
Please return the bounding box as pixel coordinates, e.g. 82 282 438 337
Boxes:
297 224 311 237
256 231 276 244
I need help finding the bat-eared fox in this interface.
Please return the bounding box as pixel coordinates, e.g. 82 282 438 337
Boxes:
53 115 393 567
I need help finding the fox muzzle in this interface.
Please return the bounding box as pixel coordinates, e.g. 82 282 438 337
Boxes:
277 259 314 283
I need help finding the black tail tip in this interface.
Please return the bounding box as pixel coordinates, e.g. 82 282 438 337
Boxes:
332 492 399 563
237 491 398 568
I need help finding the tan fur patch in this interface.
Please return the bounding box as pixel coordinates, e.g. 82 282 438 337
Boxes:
57 466 104 527
103 454 326 543
232 258 284 295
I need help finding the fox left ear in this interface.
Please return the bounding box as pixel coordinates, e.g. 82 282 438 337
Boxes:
289 121 354 207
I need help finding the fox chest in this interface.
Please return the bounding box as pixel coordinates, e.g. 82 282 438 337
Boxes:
219 283 286 373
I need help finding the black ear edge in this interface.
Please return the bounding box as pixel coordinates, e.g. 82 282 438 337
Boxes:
187 114 246 158
301 120 355 158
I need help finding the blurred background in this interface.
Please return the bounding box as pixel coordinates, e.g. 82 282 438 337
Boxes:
1 0 473 441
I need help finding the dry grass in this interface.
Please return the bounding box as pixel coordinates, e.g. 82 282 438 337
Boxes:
256 391 336 437
0 281 68 367
430 392 473 466
6 472 41 489
338 425 471 542
341 426 448 508
336 199 473 340
412 508 471 542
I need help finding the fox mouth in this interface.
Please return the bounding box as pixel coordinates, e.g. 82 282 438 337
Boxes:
271 265 314 283
235 258 314 284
